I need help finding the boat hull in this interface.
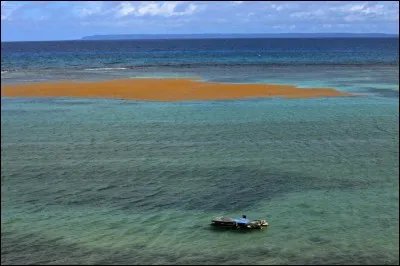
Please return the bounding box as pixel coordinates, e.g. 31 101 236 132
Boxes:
210 217 268 229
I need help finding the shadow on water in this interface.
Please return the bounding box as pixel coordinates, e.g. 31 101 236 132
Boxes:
2 163 383 213
84 165 382 213
2 229 398 265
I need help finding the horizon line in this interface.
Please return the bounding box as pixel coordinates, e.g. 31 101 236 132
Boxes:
2 32 399 43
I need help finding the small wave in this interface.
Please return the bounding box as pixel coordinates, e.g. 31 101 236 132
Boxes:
1 71 9 74
84 67 128 71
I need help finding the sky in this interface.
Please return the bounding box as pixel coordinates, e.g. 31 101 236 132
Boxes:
1 1 399 41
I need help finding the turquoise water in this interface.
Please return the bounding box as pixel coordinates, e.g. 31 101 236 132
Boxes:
1 38 399 264
1 96 399 264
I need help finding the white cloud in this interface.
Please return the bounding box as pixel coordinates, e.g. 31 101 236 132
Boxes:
331 2 386 16
288 1 398 23
181 3 198 15
290 12 309 19
74 2 104 17
2 1 399 38
137 2 179 16
345 3 366 12
1 1 22 20
269 2 301 11
271 4 286 11
115 1 198 17
116 2 136 17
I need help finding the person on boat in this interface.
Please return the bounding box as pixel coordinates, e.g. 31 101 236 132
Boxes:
242 214 247 219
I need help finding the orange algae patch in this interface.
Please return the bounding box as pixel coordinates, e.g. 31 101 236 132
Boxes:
1 78 353 101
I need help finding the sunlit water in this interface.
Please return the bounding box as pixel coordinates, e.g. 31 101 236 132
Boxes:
1 96 398 265
1 38 399 264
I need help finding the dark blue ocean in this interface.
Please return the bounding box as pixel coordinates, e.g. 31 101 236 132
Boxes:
1 38 399 96
1 38 399 265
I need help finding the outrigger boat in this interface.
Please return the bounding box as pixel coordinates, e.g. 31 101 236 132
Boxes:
211 216 268 229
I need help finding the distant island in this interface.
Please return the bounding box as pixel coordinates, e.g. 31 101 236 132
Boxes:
81 33 399 40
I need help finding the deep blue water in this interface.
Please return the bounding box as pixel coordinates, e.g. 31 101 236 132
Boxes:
1 38 399 96
2 38 399 67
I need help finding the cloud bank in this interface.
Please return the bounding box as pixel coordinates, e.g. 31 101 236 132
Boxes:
1 1 398 41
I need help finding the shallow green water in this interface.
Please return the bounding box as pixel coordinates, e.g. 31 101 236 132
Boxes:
1 96 399 265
